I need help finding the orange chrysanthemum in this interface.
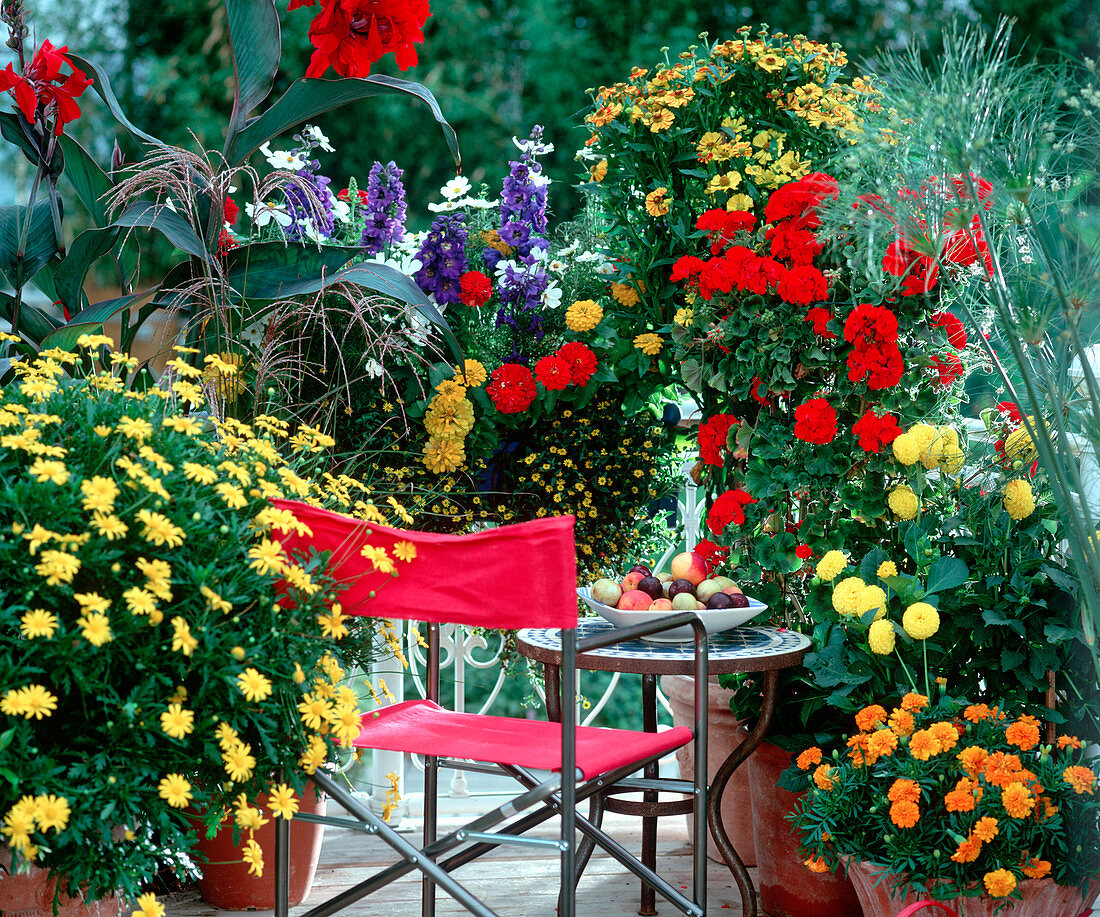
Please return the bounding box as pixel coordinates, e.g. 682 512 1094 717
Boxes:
983 868 1017 898
1001 781 1036 819
1057 735 1083 750
945 777 980 812
908 728 941 761
889 708 915 737
1063 765 1096 795
900 692 929 712
928 721 960 752
888 778 921 805
964 703 992 723
890 799 920 828
797 747 823 770
1005 715 1041 751
855 704 888 733
804 854 830 873
867 728 899 759
972 816 999 843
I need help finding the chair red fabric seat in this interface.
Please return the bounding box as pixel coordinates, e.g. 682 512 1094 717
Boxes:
355 699 694 781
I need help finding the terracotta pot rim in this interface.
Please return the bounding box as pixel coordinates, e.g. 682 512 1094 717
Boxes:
846 857 1095 901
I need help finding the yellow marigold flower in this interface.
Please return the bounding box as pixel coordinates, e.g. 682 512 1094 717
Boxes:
19 609 58 639
644 187 671 217
940 444 965 475
633 333 663 356
182 462 218 485
565 299 604 332
891 432 921 466
34 794 70 832
804 854 829 873
1003 479 1035 520
241 837 264 877
318 608 350 640
457 359 487 388
867 619 896 655
223 742 257 782
831 576 866 616
983 868 1016 898
393 540 417 562
1001 781 1036 819
237 667 273 703
422 437 465 474
136 510 185 548
34 548 80 585
28 458 69 485
1004 425 1037 463
1021 858 1051 879
855 585 888 620
157 774 193 808
78 612 112 646
876 560 898 579
170 616 198 655
159 703 195 740
888 484 919 520
132 892 166 917
902 602 940 640
1063 765 1096 795
267 783 299 820
815 550 848 581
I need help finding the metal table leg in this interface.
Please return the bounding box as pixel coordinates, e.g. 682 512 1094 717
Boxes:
639 673 658 916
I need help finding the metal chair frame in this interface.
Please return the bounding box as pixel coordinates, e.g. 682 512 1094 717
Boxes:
274 611 709 917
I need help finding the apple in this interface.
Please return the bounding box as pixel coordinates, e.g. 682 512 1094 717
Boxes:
621 572 644 593
670 551 709 586
705 592 734 609
617 589 653 610
651 598 673 611
591 578 622 607
695 579 724 603
696 601 706 610
671 592 697 611
727 592 750 608
636 576 664 601
629 564 653 578
668 578 696 600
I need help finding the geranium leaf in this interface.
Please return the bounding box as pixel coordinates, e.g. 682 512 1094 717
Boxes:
225 74 460 168
224 0 281 142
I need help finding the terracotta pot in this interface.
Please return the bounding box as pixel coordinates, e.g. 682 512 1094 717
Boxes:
847 859 1100 917
747 739 860 917
0 850 122 917
661 674 755 865
191 782 327 910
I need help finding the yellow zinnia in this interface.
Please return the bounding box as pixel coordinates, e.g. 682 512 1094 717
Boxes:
633 333 663 356
1003 479 1035 520
565 300 604 333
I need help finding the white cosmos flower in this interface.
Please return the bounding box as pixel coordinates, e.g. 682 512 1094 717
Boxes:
548 259 567 273
575 250 602 263
440 176 471 200
246 201 292 228
557 240 580 258
493 259 521 280
530 173 552 189
332 199 351 223
457 196 501 210
260 142 306 171
362 251 423 276
427 199 461 213
303 125 334 152
542 282 563 309
594 260 616 275
363 358 385 378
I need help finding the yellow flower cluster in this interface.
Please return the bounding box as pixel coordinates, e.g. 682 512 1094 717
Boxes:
565 299 604 332
892 423 964 474
1 793 71 857
1003 479 1035 521
422 377 474 474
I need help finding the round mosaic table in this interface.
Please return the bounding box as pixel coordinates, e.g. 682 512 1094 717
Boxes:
516 620 811 917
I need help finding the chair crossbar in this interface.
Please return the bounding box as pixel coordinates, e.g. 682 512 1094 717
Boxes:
455 829 566 851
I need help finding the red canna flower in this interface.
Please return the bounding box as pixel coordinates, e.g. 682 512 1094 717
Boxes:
291 0 432 79
0 40 92 136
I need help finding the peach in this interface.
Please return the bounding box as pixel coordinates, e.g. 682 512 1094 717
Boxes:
591 578 622 607
670 551 709 586
722 585 743 595
621 572 644 593
616 589 653 610
651 598 673 611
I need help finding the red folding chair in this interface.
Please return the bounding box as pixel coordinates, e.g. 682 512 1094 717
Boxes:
270 500 709 917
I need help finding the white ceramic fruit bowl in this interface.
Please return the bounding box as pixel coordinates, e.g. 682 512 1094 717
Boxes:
576 586 769 642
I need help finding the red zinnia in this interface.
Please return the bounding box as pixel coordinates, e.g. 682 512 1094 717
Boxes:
706 488 758 537
0 39 92 136
931 311 967 350
291 0 431 79
458 270 493 308
804 307 836 339
698 413 739 467
852 409 903 453
534 354 571 391
793 397 837 445
486 363 537 414
555 342 598 386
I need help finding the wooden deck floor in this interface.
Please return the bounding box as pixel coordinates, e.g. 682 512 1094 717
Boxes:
163 809 753 916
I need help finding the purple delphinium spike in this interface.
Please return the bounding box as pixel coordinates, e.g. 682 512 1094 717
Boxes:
360 161 407 254
285 157 336 242
414 212 468 306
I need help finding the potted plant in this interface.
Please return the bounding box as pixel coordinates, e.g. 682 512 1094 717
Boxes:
0 339 404 912
788 693 1100 916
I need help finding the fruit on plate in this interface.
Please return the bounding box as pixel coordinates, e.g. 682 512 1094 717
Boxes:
695 579 724 603
671 592 698 611
668 578 696 600
628 564 652 577
588 551 751 614
651 597 673 611
670 551 709 586
591 578 623 607
727 592 750 608
705 592 733 609
617 589 653 610
636 576 664 600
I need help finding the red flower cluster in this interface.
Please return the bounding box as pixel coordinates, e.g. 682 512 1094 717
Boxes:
931 352 964 387
852 409 902 453
697 209 757 255
883 233 939 297
0 40 92 136
706 488 758 537
693 538 730 572
795 544 814 560
804 307 836 339
533 354 571 391
556 342 598 386
793 397 837 445
698 413 738 467
458 270 493 308
997 401 1023 424
844 303 904 390
223 196 240 225
338 187 371 205
930 310 967 350
486 363 537 414
763 172 839 226
289 0 431 79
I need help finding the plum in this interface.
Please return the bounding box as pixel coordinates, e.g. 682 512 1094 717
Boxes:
668 578 696 599
705 592 734 609
636 576 664 601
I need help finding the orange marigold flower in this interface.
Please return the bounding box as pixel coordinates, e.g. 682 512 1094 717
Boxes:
1021 857 1051 879
846 734 872 767
1057 735 1083 750
964 703 992 723
1005 716 1041 751
867 729 899 759
813 764 835 791
1063 765 1097 795
1001 781 1036 819
900 692 929 712
889 708 915 737
1035 796 1059 820
945 777 979 813
983 869 1017 898
957 745 988 777
888 778 921 804
972 816 999 843
908 729 941 761
951 837 982 863
855 704 888 732
890 799 920 828
984 751 1026 788
797 747 823 770
928 721 960 752
804 854 830 873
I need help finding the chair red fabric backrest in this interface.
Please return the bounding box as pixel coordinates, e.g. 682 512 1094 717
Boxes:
270 499 578 630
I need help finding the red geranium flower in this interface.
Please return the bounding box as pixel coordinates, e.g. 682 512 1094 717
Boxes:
534 354 571 391
458 270 493 308
931 353 964 387
291 0 431 79
766 222 823 265
698 413 739 467
697 208 756 255
930 311 967 350
997 401 1023 424
555 342 598 386
852 409 903 453
793 397 837 445
846 339 904 390
795 544 814 560
804 307 837 340
764 172 839 227
693 538 730 572
697 258 734 300
844 303 899 345
706 488 758 537
486 363 537 414
0 39 92 136
776 265 828 305
950 172 994 210
942 214 993 277
883 236 939 296
671 255 707 284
